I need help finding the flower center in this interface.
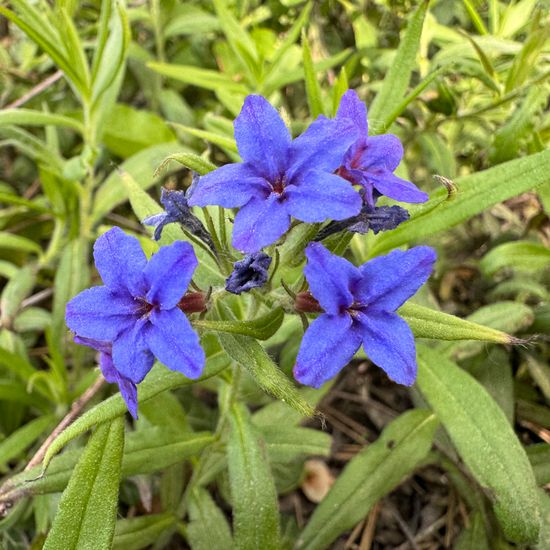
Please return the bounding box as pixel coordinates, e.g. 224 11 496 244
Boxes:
346 301 366 317
271 175 286 195
136 298 155 318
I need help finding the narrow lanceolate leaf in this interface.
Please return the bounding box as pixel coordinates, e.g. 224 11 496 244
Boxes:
399 302 513 343
370 149 550 256
302 30 324 117
194 307 284 341
0 109 84 133
186 487 234 550
368 1 429 130
41 361 228 473
155 152 216 177
296 410 437 550
417 345 540 543
480 241 550 277
228 403 281 550
218 332 314 417
43 417 125 550
113 514 177 550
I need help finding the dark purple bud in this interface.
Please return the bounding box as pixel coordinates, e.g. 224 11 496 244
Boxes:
178 291 208 314
294 291 322 313
225 252 272 295
314 205 409 241
142 188 216 254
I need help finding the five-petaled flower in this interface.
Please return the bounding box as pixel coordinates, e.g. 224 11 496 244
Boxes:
66 227 205 415
188 94 363 253
335 90 429 207
226 252 272 295
293 242 436 388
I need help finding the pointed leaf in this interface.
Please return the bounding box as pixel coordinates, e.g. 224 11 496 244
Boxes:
417 345 540 543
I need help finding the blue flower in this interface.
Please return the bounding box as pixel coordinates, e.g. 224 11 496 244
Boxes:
335 90 429 206
66 227 205 406
226 252 272 294
73 336 138 419
187 95 362 253
142 188 215 252
293 242 436 388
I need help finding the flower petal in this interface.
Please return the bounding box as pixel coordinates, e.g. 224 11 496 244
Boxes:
99 352 138 419
66 286 137 341
187 163 270 208
93 227 147 296
360 135 404 172
304 242 360 315
336 89 368 139
294 313 361 388
231 194 290 253
112 319 155 384
144 241 198 310
288 116 358 178
355 310 417 385
234 95 291 181
356 246 436 311
367 169 428 204
146 308 205 379
285 170 362 223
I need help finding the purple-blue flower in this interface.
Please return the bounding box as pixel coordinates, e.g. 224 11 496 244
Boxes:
293 242 436 388
335 90 428 207
187 94 362 253
66 227 205 408
73 336 138 419
226 252 272 295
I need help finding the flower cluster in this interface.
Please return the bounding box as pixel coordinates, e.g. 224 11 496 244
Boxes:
66 90 435 417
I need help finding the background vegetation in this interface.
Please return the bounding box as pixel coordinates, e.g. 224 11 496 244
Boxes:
0 0 549 548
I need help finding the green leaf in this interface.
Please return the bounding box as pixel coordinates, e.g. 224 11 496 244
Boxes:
480 241 550 277
0 232 42 255
102 104 176 158
526 444 550 486
155 152 216 177
164 6 220 37
91 0 130 105
212 0 260 84
187 487 234 550
43 417 125 550
260 425 332 463
399 302 514 343
194 307 284 341
218 331 314 417
169 122 239 153
92 142 186 223
40 361 228 473
228 403 281 550
370 149 550 256
416 345 540 543
122 429 214 476
51 238 90 348
368 1 429 129
147 62 249 94
0 109 84 133
302 30 324 117
296 409 437 549
113 514 177 550
454 511 489 550
0 415 54 471
0 265 36 328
